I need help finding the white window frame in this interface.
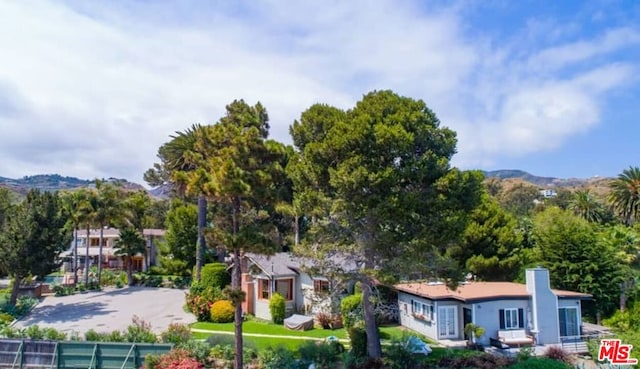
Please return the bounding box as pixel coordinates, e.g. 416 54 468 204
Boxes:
504 308 519 330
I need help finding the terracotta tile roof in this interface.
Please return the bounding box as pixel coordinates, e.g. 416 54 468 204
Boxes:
394 281 591 302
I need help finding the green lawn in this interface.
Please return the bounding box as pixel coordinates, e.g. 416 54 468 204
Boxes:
192 320 348 339
192 331 315 351
192 321 434 347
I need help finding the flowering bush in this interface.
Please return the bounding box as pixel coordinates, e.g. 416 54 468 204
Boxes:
209 300 235 323
143 349 203 369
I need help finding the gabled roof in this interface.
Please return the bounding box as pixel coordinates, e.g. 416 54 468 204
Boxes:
395 281 591 303
244 252 358 278
245 252 305 277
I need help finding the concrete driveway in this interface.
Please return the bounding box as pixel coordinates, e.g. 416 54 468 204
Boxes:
14 287 196 335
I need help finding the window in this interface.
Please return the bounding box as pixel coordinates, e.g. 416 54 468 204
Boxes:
499 308 524 330
313 279 329 293
411 300 433 321
276 278 293 301
259 279 270 300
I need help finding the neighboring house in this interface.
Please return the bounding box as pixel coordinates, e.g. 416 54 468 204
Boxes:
61 228 165 272
540 189 557 198
240 252 352 321
396 267 591 346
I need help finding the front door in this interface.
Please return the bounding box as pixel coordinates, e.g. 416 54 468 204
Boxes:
438 305 458 339
463 307 473 340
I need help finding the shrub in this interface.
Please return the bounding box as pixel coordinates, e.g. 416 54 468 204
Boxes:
298 340 343 369
209 300 235 323
206 334 236 347
43 327 67 341
384 335 422 369
186 283 223 322
108 330 126 342
515 346 535 362
161 323 192 346
349 326 367 359
125 315 157 343
85 329 106 342
437 352 514 369
315 311 333 329
543 346 574 365
144 348 203 369
507 357 572 369
24 325 45 340
269 293 286 324
259 346 297 369
200 263 231 290
341 293 362 329
0 313 14 324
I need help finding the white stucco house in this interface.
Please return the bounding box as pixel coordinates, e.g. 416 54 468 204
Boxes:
240 252 353 321
396 267 591 346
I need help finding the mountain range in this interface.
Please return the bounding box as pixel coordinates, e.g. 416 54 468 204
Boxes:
0 170 612 198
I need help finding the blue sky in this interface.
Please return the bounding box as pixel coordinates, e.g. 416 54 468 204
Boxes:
0 0 638 184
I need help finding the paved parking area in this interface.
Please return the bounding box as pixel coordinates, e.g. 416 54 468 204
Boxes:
14 287 196 335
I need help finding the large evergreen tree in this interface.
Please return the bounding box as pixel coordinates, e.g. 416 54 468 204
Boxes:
0 190 69 304
533 207 623 317
449 192 525 281
289 90 483 358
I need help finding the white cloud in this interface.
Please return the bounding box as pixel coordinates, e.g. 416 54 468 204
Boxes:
0 0 637 184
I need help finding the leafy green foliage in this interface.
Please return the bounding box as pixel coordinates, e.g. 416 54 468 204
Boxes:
507 357 571 369
124 315 157 343
449 193 526 281
160 323 192 346
340 293 362 329
298 340 343 369
258 345 297 369
159 201 198 276
143 348 203 369
349 326 368 359
269 292 286 324
200 263 230 290
290 91 483 358
114 227 146 286
532 207 624 316
609 166 640 224
0 190 70 304
209 300 235 323
499 183 541 217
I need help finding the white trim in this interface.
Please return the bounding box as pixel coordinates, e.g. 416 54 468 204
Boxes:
437 305 458 339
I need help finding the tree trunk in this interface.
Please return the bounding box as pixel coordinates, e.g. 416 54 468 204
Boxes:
232 249 244 369
84 225 90 285
73 227 79 284
9 275 21 305
195 194 207 281
97 226 104 287
362 279 382 358
127 256 134 286
294 216 299 246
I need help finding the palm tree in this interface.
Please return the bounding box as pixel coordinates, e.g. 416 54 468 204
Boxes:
569 189 603 223
114 227 146 286
94 180 123 285
76 188 98 285
609 166 640 225
60 191 84 284
145 123 209 281
122 190 152 270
